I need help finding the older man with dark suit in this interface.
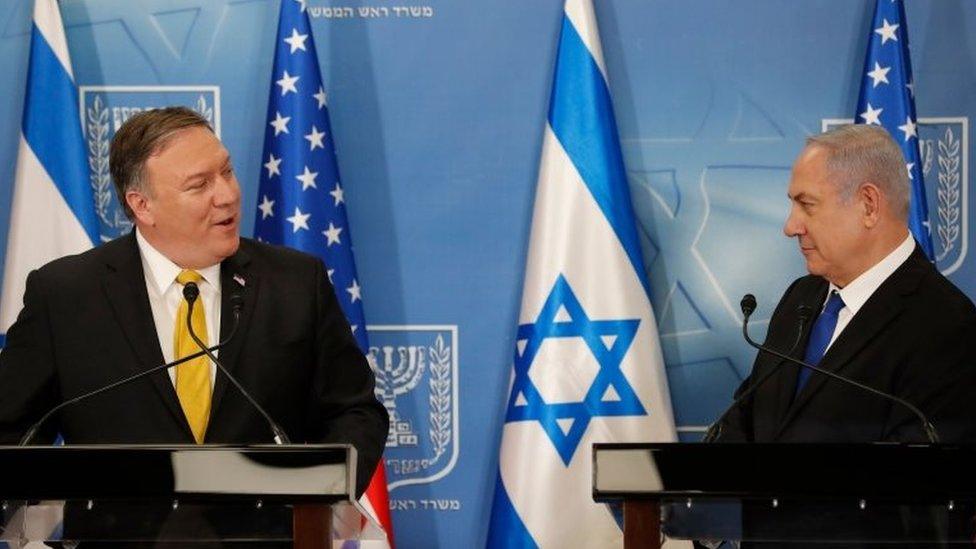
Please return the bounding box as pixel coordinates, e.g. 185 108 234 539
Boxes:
718 123 976 444
697 124 976 549
0 106 388 496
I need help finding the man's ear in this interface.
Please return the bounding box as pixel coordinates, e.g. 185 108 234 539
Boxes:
126 190 154 227
857 182 882 228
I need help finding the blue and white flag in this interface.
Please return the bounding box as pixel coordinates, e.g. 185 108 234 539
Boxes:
252 0 393 542
0 0 95 540
855 0 934 259
0 0 99 342
487 1 678 547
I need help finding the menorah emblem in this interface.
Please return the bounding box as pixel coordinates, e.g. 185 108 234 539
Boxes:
365 325 458 490
368 344 427 446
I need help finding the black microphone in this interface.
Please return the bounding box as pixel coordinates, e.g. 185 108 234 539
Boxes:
182 282 291 445
18 305 244 446
737 293 940 444
702 302 813 443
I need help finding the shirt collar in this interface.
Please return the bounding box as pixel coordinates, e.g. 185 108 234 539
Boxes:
135 228 222 295
828 233 915 314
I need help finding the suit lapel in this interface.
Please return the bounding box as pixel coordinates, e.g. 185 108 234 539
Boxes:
769 282 828 429
774 246 926 439
100 232 192 438
210 246 259 418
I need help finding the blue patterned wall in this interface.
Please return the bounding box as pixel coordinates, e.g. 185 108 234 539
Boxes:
1 1 974 546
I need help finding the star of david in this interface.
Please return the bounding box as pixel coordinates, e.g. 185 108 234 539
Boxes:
506 274 646 465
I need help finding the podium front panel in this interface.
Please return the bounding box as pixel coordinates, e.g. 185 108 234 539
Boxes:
594 443 976 545
0 445 387 545
1 500 387 544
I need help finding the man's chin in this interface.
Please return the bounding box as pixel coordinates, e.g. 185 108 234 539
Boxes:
214 235 241 262
804 259 827 278
225 235 241 255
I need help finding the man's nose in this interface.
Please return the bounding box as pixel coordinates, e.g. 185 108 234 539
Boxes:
214 173 240 206
783 209 804 237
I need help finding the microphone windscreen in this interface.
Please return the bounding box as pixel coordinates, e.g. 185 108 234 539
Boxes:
740 294 757 316
182 282 200 302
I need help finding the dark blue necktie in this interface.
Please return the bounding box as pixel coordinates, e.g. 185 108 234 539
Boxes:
795 291 845 396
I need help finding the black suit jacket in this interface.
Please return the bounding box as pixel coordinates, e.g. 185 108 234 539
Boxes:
718 244 976 443
0 232 388 495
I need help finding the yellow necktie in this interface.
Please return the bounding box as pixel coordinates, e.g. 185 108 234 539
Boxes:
174 270 211 443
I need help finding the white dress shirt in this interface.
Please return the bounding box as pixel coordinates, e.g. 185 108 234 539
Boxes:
823 234 915 352
135 229 221 388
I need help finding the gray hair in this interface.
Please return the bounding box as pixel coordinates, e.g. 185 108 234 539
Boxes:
806 124 910 220
109 106 213 220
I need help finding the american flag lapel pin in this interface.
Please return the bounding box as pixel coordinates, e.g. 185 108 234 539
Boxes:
233 273 246 288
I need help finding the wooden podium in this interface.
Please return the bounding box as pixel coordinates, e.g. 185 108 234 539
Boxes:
594 443 976 548
0 444 381 547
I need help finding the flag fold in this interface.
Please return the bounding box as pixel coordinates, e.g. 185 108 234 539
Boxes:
487 1 678 547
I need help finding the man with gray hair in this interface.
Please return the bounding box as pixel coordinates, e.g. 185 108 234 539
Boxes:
717 124 976 443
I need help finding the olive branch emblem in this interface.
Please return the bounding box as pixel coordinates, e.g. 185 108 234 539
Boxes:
85 95 132 240
926 127 961 261
194 94 213 125
427 334 452 464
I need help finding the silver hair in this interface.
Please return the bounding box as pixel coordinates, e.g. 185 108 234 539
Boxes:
805 124 910 220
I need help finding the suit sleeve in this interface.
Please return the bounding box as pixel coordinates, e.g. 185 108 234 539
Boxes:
883 297 976 443
0 269 60 444
715 278 804 442
304 258 389 496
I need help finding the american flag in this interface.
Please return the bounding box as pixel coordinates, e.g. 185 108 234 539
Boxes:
253 0 393 544
855 0 934 259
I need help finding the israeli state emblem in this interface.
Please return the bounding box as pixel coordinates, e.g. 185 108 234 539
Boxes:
366 325 459 490
79 86 221 243
823 117 969 275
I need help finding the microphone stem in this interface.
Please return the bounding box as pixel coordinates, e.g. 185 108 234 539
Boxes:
19 328 239 446
703 312 809 443
184 297 290 445
742 317 940 444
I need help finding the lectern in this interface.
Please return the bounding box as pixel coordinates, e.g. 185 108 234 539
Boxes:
593 443 976 547
0 444 384 547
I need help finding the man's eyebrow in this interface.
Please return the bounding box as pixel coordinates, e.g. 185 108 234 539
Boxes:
183 154 231 183
789 191 816 202
183 171 209 184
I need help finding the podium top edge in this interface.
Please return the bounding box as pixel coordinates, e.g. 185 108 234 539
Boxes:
0 443 354 451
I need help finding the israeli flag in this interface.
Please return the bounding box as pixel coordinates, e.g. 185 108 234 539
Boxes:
487 1 679 547
0 0 99 341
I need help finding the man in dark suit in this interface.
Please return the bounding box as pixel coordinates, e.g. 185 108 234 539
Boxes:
0 107 388 497
718 124 976 444
707 124 976 547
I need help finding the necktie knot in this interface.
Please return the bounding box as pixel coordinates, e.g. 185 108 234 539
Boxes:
177 269 203 286
824 291 845 316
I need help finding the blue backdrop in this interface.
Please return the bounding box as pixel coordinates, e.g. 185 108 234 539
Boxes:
1 1 974 547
